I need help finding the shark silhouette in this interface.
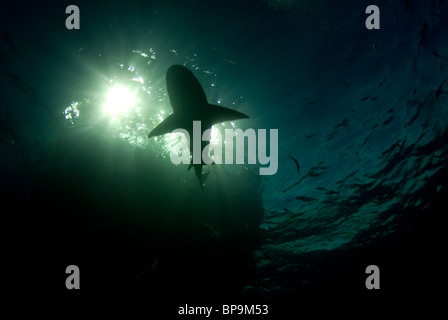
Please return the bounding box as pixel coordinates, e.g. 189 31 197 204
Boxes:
148 65 249 189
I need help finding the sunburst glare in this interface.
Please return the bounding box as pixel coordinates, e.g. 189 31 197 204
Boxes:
103 85 137 117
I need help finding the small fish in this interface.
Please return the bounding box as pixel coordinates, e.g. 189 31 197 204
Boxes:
360 96 370 101
370 96 379 101
289 155 300 175
308 167 325 177
295 196 315 202
152 258 159 270
382 116 394 127
372 42 378 50
435 78 447 99
419 21 428 47
378 77 386 88
433 51 444 59
412 56 417 72
1 26 15 50
199 222 219 238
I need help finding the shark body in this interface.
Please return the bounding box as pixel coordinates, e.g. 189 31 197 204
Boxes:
148 65 249 189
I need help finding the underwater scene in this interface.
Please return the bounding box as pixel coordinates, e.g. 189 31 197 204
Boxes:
1 0 447 314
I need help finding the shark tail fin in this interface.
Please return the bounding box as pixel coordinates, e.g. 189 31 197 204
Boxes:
202 171 210 182
198 171 210 192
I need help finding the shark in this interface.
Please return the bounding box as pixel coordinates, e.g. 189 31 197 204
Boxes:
148 65 249 190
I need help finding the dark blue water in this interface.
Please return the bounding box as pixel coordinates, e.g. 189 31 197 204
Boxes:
1 0 447 313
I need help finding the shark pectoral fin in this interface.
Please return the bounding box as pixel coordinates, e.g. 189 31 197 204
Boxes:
148 114 177 138
208 104 249 125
